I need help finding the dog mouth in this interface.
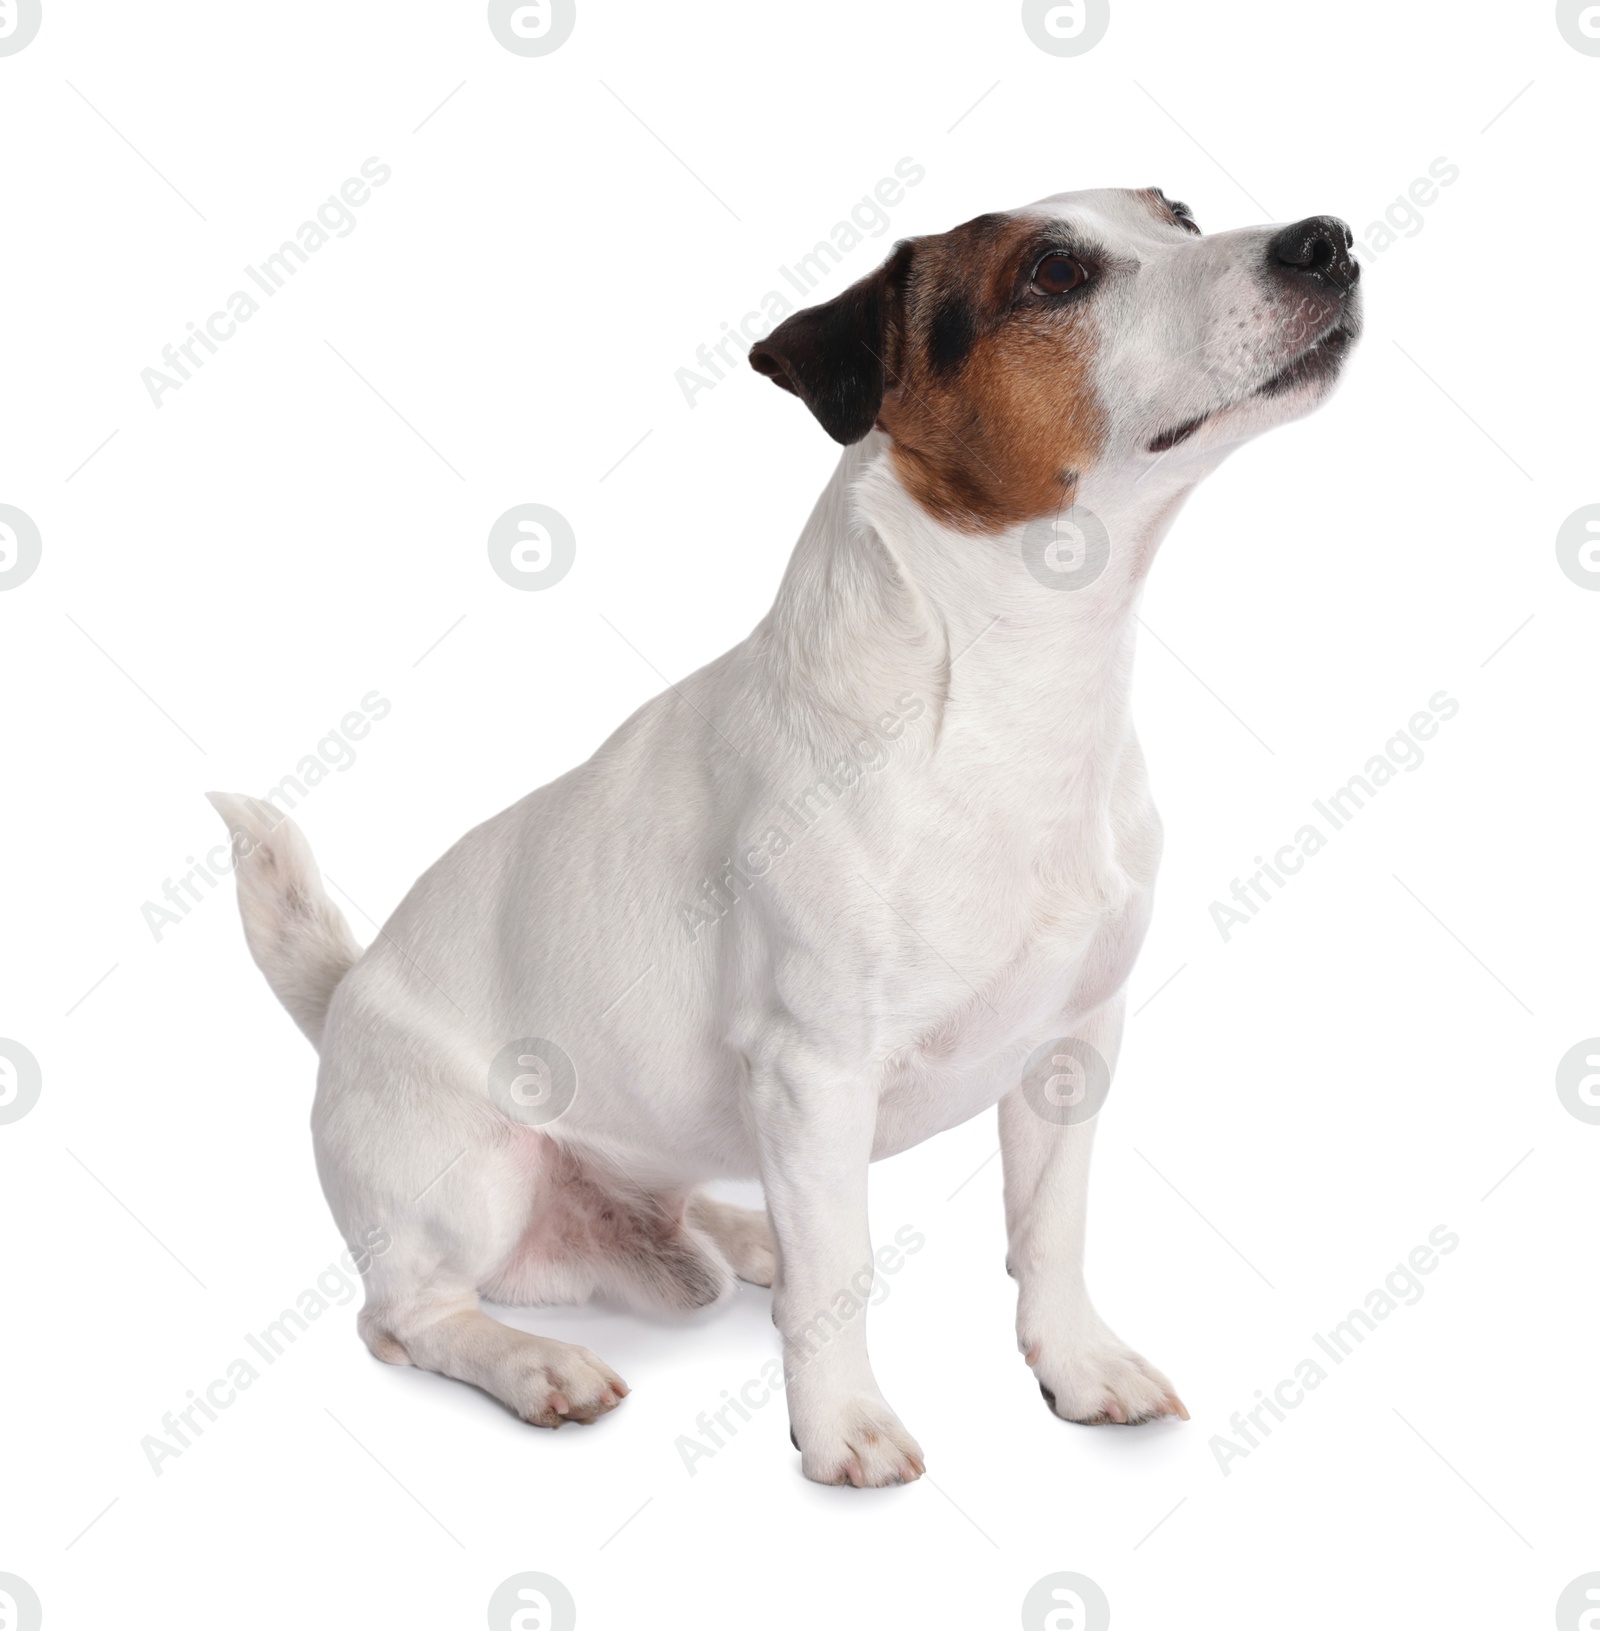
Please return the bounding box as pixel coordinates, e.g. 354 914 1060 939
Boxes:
1144 318 1359 454
1146 412 1210 453
1251 319 1357 400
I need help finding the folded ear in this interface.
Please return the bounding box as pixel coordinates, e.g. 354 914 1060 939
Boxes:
748 243 913 444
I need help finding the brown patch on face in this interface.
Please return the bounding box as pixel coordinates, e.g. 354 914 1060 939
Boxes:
875 213 1106 534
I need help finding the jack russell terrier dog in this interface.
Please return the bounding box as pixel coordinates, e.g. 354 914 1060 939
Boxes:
211 187 1359 1487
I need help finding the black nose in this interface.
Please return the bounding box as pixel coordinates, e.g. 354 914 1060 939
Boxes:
1267 215 1359 295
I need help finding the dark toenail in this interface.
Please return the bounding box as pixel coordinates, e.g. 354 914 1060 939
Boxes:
789 1427 800 1452
1039 1382 1058 1410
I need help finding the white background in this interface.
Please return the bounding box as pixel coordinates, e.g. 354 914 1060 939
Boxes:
2 2 1596 1627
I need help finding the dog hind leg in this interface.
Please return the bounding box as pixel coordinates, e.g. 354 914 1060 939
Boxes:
495 1146 740 1314
326 1099 628 1426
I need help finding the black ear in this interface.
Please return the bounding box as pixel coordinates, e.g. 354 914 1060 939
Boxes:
748 243 912 444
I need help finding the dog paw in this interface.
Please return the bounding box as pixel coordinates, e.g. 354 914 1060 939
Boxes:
1027 1332 1186 1426
729 1228 777 1289
686 1195 776 1288
793 1396 925 1486
509 1339 629 1428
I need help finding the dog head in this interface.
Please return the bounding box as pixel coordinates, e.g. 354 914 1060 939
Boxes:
749 188 1361 533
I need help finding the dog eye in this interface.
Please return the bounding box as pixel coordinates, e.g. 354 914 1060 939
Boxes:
1032 253 1090 296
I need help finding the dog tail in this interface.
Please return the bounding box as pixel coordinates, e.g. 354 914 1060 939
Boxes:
206 792 363 1050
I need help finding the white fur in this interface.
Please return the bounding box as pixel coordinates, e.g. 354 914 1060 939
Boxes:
213 188 1357 1484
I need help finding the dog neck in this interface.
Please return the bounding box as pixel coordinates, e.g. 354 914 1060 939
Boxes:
760 432 1209 781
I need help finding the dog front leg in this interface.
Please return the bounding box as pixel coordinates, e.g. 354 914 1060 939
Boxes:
750 1062 924 1486
999 995 1188 1426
